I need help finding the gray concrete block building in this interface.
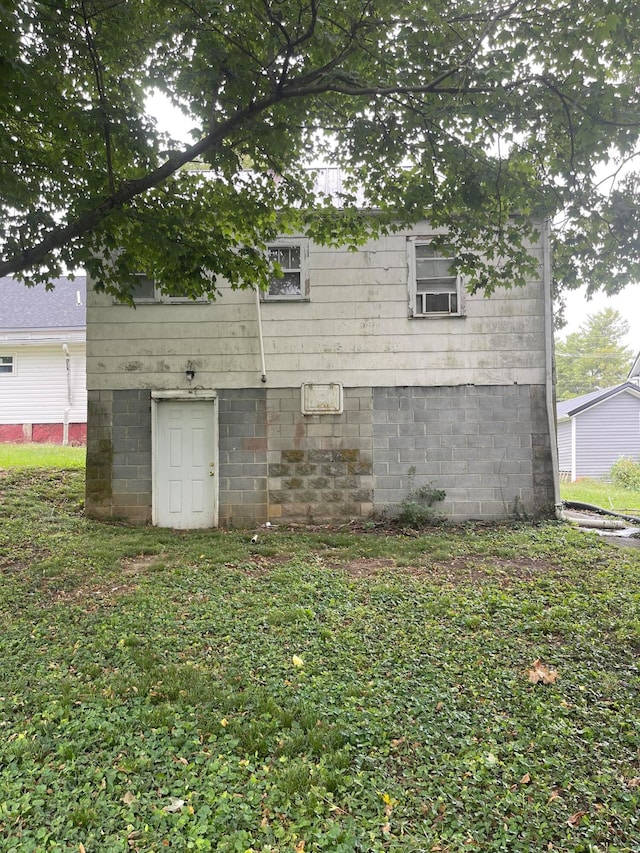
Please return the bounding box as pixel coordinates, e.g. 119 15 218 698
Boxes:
85 222 558 528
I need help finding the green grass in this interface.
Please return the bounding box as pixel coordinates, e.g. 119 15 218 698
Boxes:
1 468 639 852
0 442 85 469
560 477 640 514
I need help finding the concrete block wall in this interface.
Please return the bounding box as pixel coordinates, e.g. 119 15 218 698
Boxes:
266 387 374 523
85 383 555 527
85 389 152 522
529 384 557 511
218 389 268 526
372 385 555 521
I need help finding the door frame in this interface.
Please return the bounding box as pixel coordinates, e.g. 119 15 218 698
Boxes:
151 390 219 528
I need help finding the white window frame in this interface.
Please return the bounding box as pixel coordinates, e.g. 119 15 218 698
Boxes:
115 274 211 305
0 354 16 376
262 239 310 301
407 237 464 318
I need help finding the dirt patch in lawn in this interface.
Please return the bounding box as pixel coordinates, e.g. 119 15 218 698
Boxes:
39 554 164 609
334 554 561 585
0 547 50 575
330 557 397 578
121 554 166 576
240 553 298 576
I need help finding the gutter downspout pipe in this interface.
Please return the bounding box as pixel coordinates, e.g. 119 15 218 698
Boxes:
542 220 563 520
254 286 267 383
62 343 72 446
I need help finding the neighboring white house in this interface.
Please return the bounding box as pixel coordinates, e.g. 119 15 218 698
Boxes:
556 378 640 481
84 220 558 528
0 276 87 445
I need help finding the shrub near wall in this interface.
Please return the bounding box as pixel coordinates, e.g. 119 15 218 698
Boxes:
610 457 640 490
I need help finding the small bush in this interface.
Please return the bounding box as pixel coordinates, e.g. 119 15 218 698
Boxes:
395 481 446 527
610 457 640 491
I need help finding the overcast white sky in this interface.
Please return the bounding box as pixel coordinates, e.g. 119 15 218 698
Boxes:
557 284 640 355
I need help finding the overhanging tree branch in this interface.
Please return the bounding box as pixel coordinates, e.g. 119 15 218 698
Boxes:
0 68 536 279
2 0 639 296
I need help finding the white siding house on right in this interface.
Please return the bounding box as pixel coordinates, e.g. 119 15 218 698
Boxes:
557 379 640 481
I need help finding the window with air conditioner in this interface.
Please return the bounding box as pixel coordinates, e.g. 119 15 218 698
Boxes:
408 239 463 317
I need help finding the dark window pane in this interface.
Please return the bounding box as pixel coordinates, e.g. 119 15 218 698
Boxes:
131 275 155 300
269 271 302 296
416 276 455 294
425 293 451 313
289 246 301 267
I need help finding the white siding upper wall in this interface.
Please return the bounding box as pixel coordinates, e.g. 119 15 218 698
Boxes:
574 391 640 479
87 226 548 391
0 342 87 424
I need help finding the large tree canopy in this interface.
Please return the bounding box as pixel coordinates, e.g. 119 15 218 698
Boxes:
1 0 639 300
555 308 633 400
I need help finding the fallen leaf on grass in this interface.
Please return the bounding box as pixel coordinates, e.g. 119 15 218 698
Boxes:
520 772 531 785
162 797 185 813
79 844 86 853
294 841 305 853
567 810 587 826
121 791 136 805
627 777 640 788
527 659 559 685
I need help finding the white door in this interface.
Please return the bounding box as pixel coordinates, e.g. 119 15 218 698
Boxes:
153 398 218 529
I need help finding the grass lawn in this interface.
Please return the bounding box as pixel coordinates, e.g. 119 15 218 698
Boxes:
0 442 85 470
560 478 640 515
0 468 639 852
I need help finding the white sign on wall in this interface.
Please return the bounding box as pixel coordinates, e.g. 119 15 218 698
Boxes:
301 382 343 415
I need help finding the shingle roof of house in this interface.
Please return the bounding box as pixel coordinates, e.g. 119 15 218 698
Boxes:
1 276 86 330
557 382 640 419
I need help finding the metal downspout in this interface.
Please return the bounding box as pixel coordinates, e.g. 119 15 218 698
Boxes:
62 343 72 446
542 221 562 518
255 286 267 383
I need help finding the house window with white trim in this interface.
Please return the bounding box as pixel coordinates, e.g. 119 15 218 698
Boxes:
129 274 157 303
115 274 210 304
264 241 309 300
408 239 463 317
0 355 15 375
